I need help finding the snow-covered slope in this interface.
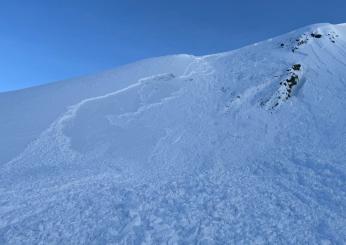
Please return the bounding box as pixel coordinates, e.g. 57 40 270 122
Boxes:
1 23 346 244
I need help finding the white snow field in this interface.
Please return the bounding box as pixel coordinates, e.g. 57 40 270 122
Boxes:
1 23 346 244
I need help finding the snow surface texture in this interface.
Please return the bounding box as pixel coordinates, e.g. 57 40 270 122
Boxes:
1 23 346 244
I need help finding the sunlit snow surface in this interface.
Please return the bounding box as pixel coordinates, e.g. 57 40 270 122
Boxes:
1 23 346 244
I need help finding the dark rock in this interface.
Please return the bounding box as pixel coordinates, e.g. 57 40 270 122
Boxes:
292 64 301 71
311 33 322 38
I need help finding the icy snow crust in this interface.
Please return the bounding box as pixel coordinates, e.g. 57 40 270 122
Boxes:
1 23 346 244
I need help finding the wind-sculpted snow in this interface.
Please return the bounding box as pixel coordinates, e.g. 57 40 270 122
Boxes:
1 23 346 244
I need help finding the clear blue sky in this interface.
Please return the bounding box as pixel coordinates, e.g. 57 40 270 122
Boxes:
1 0 346 92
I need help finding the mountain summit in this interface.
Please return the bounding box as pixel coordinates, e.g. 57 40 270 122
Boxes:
1 23 346 244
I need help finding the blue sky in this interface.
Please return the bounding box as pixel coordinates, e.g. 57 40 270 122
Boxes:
1 0 346 92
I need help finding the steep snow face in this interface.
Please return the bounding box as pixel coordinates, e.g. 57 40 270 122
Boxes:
1 23 346 244
0 55 195 165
